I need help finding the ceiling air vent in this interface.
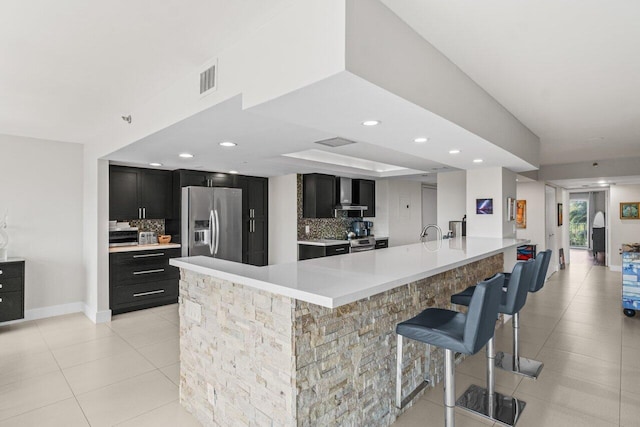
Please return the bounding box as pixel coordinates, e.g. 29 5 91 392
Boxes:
314 137 357 148
199 62 217 95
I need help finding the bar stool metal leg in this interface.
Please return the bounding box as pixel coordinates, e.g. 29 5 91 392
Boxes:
495 313 544 379
444 349 455 427
395 335 432 409
456 337 526 426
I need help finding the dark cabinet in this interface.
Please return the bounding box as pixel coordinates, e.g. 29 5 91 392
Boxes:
238 176 268 266
303 174 336 218
0 260 25 322
375 238 388 249
352 179 376 217
109 166 172 220
298 243 350 261
109 248 181 314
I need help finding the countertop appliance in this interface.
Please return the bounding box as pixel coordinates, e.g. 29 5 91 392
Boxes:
108 226 139 247
181 186 242 262
138 231 157 245
351 220 373 237
349 237 376 252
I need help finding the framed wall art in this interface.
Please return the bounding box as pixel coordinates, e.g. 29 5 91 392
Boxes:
620 202 640 219
557 203 563 226
476 198 493 215
516 200 526 229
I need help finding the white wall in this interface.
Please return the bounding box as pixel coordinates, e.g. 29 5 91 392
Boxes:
421 186 437 228
610 184 640 270
0 134 85 319
466 168 513 238
379 180 422 246
437 171 466 233
516 181 547 248
268 174 297 265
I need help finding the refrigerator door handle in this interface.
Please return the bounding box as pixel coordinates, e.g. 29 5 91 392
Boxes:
214 209 220 255
209 210 215 255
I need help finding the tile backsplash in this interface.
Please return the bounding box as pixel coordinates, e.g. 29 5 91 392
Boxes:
127 219 165 235
297 174 357 240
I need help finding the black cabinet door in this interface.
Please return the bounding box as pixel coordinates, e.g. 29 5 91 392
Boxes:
140 169 172 219
238 176 268 266
353 179 375 217
179 170 208 187
205 172 235 188
109 166 140 220
303 174 336 218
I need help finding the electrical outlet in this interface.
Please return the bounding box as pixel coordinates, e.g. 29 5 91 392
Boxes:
207 383 216 405
305 225 310 234
185 299 202 323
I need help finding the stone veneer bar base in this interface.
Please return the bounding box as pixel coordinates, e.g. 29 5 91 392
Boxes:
179 253 503 426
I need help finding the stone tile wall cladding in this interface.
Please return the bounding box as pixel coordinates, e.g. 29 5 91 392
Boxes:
179 253 503 426
296 174 358 241
127 218 165 235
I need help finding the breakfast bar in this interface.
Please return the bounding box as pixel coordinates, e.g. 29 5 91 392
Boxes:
171 237 526 426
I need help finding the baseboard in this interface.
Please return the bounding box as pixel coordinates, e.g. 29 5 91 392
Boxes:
610 264 622 272
23 301 86 321
83 305 112 324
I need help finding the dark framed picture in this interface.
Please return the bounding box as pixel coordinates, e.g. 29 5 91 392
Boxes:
557 203 563 226
620 202 640 219
476 198 493 215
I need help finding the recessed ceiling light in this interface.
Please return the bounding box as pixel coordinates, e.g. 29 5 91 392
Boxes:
179 153 194 158
149 162 162 167
219 141 237 147
361 120 380 126
229 170 238 174
414 137 429 143
473 159 483 163
449 149 460 154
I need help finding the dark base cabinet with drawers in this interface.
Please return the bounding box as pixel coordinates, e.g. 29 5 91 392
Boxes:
109 248 181 315
298 243 350 261
0 259 25 322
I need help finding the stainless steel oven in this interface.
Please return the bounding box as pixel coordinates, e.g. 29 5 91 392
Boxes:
349 237 376 253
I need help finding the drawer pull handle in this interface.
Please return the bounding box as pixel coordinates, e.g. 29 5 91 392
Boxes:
0 297 2 303
133 268 165 275
133 253 164 258
0 284 2 289
133 290 165 297
0 270 3 275
335 248 346 252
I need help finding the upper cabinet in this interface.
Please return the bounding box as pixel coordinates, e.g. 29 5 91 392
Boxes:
303 174 336 218
352 179 376 217
109 166 173 220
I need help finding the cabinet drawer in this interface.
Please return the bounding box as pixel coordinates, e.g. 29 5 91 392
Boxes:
111 248 181 265
112 263 178 286
0 290 24 322
113 280 178 306
375 239 388 249
0 263 24 279
0 276 23 293
326 244 350 257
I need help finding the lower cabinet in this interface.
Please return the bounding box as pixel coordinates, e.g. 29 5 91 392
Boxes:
375 238 389 249
109 248 181 315
298 244 350 261
0 260 25 322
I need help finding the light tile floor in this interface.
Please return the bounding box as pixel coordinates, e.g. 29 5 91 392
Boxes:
395 249 637 427
0 250 636 426
0 304 200 427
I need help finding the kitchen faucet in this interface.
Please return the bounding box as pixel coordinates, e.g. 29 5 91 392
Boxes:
420 224 442 241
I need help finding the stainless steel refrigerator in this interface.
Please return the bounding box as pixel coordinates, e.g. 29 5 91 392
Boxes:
181 186 242 262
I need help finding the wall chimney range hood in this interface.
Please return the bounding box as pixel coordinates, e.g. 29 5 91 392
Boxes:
335 177 367 214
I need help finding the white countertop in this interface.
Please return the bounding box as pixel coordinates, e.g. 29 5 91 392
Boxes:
109 243 181 253
171 237 527 308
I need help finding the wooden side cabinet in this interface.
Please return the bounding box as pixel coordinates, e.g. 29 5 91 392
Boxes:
0 259 25 322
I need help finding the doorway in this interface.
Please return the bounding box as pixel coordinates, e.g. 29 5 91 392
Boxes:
545 185 558 277
569 198 589 248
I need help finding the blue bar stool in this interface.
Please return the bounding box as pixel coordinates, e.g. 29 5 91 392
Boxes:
495 249 552 379
451 260 535 426
396 274 504 427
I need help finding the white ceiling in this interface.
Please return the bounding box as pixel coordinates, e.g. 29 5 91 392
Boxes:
3 0 640 188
